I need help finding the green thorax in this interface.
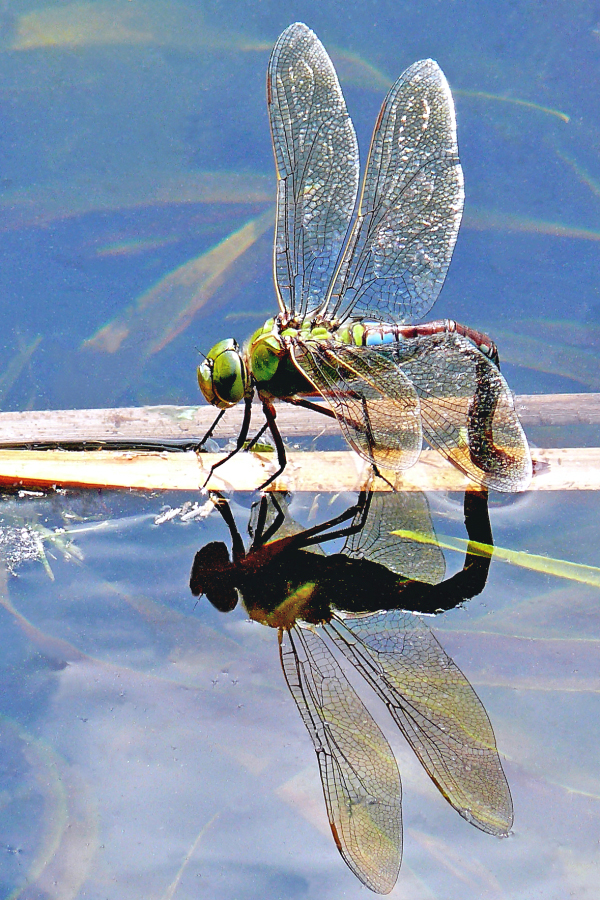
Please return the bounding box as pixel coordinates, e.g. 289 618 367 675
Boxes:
246 317 364 399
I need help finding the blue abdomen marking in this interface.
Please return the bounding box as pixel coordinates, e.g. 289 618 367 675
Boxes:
364 327 397 346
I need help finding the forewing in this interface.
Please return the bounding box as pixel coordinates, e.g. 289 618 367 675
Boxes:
327 60 463 324
281 626 402 893
386 332 532 491
268 23 359 319
343 492 446 584
327 612 513 836
292 340 422 472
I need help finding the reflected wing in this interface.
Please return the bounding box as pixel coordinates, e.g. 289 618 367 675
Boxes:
343 492 446 584
268 23 359 319
281 626 402 893
387 331 532 491
326 612 513 836
326 60 463 324
292 340 422 472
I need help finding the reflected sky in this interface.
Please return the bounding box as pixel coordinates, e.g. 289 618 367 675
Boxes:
1 486 600 898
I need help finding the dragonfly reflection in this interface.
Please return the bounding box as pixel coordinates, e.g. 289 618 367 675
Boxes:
190 488 512 893
197 23 531 492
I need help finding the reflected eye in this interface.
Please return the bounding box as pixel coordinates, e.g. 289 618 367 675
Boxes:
206 586 239 613
189 542 238 613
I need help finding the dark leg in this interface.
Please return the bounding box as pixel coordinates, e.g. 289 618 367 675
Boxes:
287 396 337 420
251 488 372 553
200 394 253 488
255 493 287 546
358 397 397 492
194 408 226 450
371 464 397 491
209 492 246 563
245 421 270 451
257 400 288 490
285 490 373 550
247 493 369 568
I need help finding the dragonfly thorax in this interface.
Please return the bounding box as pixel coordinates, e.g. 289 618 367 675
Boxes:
246 318 288 384
246 315 350 397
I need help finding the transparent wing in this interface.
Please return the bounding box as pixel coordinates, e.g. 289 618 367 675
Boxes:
384 331 532 491
342 492 446 584
292 340 422 472
268 23 359 319
326 59 463 324
281 625 402 893
326 612 513 835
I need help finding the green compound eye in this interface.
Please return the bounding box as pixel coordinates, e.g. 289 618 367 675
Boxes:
197 339 249 409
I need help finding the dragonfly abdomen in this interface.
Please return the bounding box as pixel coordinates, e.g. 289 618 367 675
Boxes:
360 319 500 366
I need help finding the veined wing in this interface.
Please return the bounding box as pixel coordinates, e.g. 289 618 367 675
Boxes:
385 331 532 491
326 611 513 836
291 340 422 472
325 60 463 324
268 23 359 319
280 625 402 893
343 492 446 584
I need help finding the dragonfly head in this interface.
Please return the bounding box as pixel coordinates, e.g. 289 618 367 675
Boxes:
190 541 239 612
197 339 249 409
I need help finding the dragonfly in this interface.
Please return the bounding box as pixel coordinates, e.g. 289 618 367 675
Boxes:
197 22 532 492
190 487 513 893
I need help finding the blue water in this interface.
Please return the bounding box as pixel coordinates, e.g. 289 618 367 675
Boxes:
0 1 599 897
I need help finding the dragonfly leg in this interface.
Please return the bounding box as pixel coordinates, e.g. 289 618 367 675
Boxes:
209 492 247 563
257 400 287 490
286 396 337 419
357 398 397 491
245 421 270 451
250 494 270 546
288 383 410 492
199 395 253 488
194 407 227 450
256 493 289 546
287 396 399 486
371 464 397 491
286 490 372 550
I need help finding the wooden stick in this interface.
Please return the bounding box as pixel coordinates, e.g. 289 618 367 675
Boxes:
0 394 597 491
0 448 597 492
0 393 597 445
